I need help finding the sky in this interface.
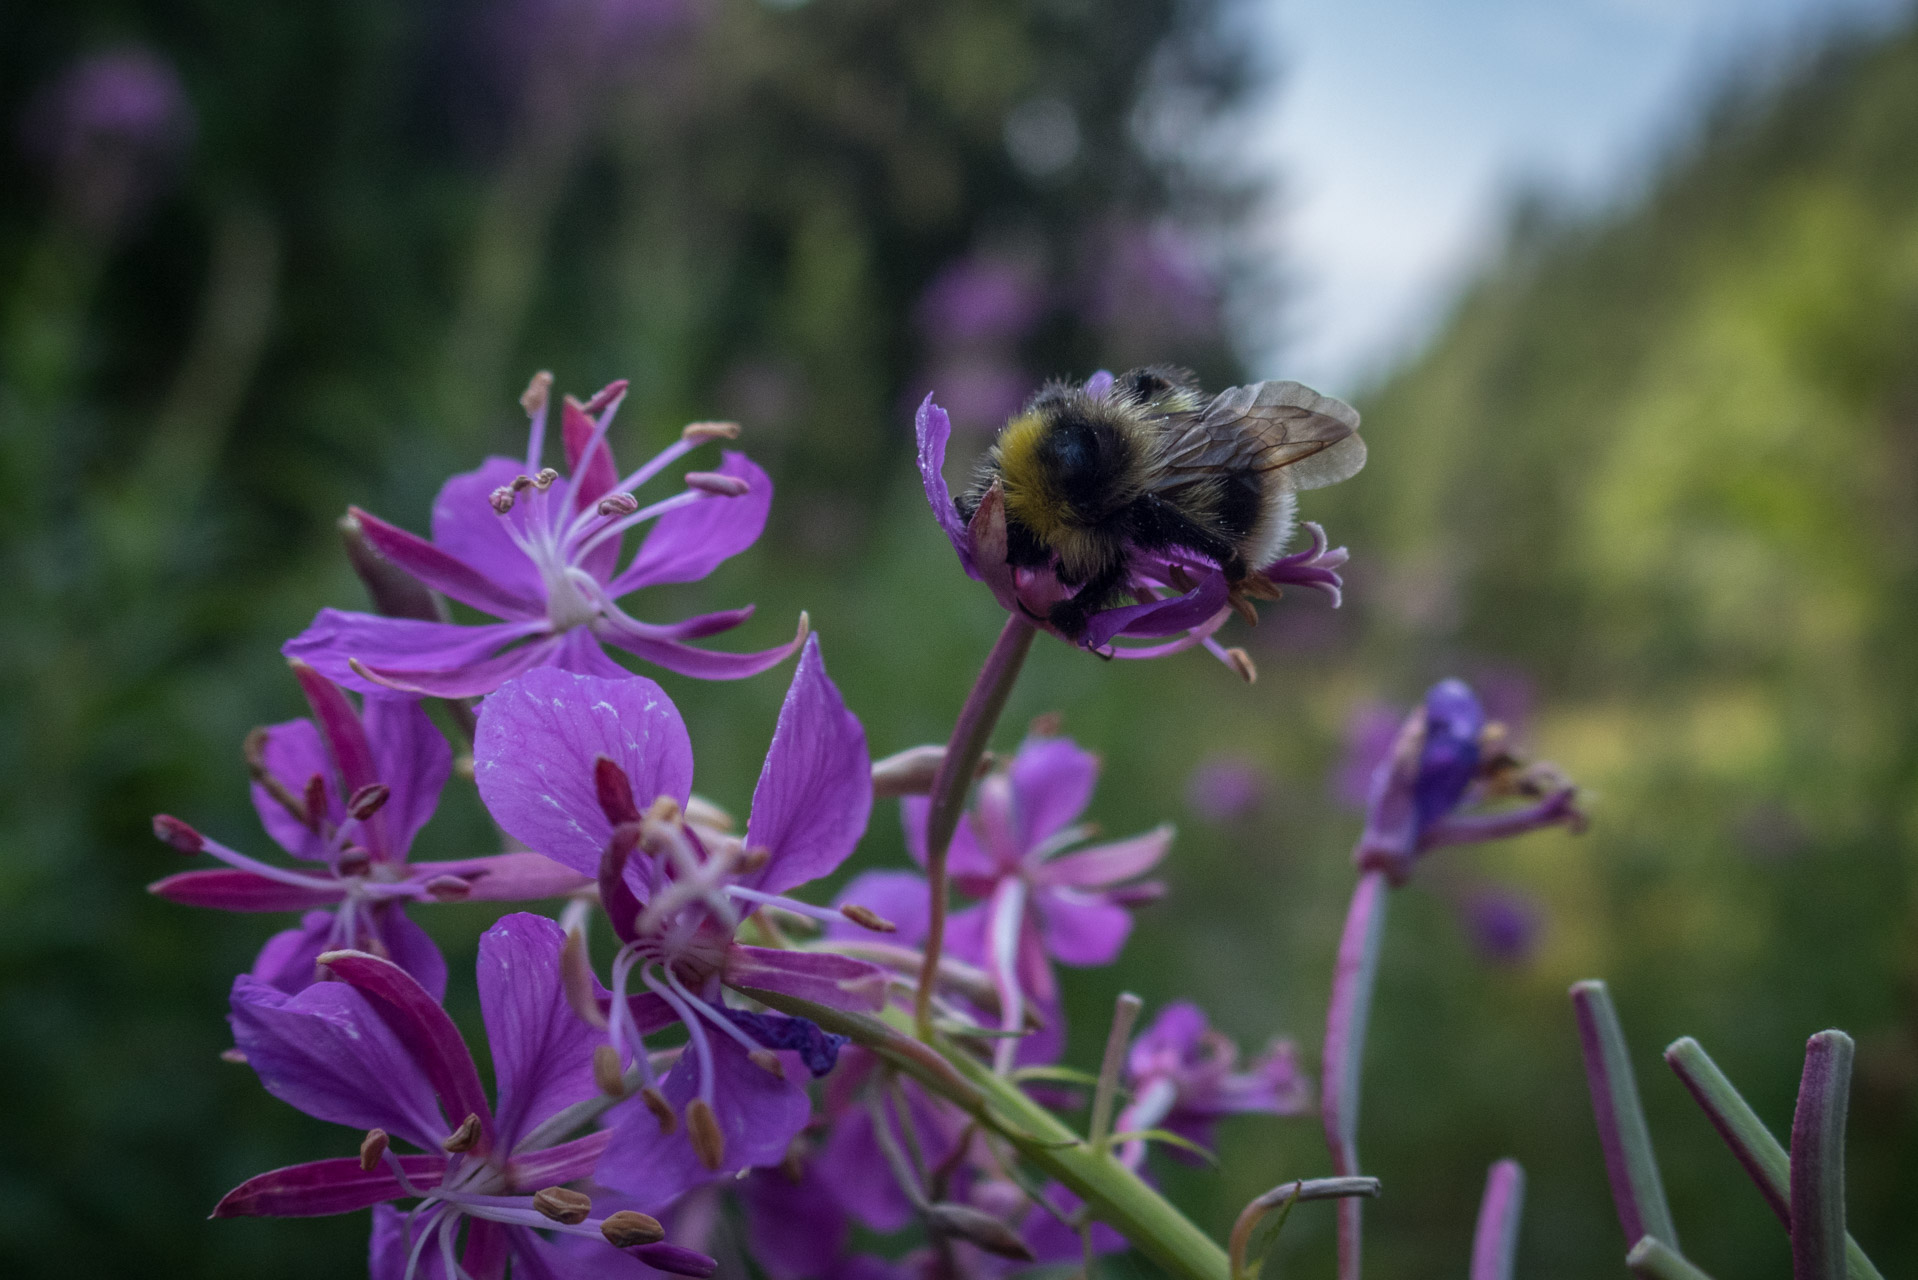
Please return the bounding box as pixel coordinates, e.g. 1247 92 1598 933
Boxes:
1244 0 1912 394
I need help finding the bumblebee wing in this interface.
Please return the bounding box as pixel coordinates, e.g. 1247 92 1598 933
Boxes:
1155 380 1365 493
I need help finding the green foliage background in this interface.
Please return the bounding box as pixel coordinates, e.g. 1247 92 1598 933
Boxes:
3 2 1917 1277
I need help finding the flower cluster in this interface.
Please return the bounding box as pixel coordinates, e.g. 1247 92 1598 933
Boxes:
153 373 1360 1280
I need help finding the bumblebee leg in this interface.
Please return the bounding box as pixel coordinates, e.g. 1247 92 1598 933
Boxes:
1127 496 1246 580
1048 558 1132 639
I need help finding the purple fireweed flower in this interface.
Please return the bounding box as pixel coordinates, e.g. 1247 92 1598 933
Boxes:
1459 886 1544 966
915 390 1349 679
285 374 806 698
472 637 887 1193
215 913 715 1278
1113 1001 1310 1168
1083 222 1220 342
21 47 193 234
916 255 1044 346
1185 755 1267 824
833 734 1170 1067
1355 679 1584 885
149 662 586 998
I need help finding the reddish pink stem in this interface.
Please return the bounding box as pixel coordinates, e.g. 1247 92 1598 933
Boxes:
1321 868 1390 1280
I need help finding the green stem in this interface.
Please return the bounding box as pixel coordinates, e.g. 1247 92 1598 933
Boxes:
914 613 1037 1037
740 986 1230 1280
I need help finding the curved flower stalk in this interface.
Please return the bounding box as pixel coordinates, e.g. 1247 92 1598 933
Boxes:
473 639 892 1195
1321 678 1585 1280
285 373 807 698
832 732 1172 1069
216 913 716 1278
915 390 1349 681
1114 1002 1311 1169
149 661 586 998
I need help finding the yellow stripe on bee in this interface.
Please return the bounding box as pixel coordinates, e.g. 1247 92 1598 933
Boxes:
996 412 1071 538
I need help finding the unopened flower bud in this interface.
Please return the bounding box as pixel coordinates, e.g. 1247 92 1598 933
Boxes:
532 1185 592 1225
346 783 389 820
440 1113 482 1153
597 493 640 517
839 903 897 933
748 1049 785 1078
683 471 750 498
641 1086 676 1134
599 1210 667 1248
359 1128 389 1172
593 1044 625 1096
686 1098 725 1171
681 420 741 443
923 1203 1036 1261
423 874 471 902
152 814 204 853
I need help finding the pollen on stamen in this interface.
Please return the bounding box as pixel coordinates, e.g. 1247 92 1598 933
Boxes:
346 783 390 820
641 1086 677 1134
423 874 472 901
686 1099 726 1171
533 467 559 490
152 814 205 853
839 903 898 933
600 1210 667 1248
244 729 312 825
359 1128 389 1172
1225 647 1258 684
736 846 771 874
219 1048 248 1064
593 1044 626 1097
683 471 750 498
748 1049 786 1079
681 420 741 443
597 493 640 517
645 795 683 825
520 370 554 417
440 1113 482 1153
532 1186 593 1225
684 795 734 831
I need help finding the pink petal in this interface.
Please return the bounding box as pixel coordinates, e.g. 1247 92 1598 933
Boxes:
594 611 806 681
562 394 621 504
1035 887 1134 967
361 696 452 859
283 609 549 695
291 661 380 801
376 905 449 1003
319 950 494 1151
1038 826 1173 888
741 637 871 895
506 1130 614 1188
597 1033 810 1203
406 853 592 902
723 945 890 1013
248 718 338 860
547 627 632 679
914 396 979 579
228 975 448 1150
1009 737 1100 850
355 633 564 699
249 911 337 994
429 456 549 606
1080 570 1229 648
371 1202 450 1280
350 504 541 619
212 1154 447 1218
472 667 693 878
610 451 771 594
476 913 601 1148
149 868 341 912
899 797 996 880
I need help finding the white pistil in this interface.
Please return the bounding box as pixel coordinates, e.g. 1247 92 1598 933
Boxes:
988 877 1030 1074
641 964 716 1108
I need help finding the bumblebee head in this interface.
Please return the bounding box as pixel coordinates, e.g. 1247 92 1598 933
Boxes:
994 387 1147 539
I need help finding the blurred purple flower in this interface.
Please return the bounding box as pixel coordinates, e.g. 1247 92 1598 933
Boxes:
215 914 713 1277
913 355 1031 436
149 663 585 1000
285 375 805 698
473 640 886 1193
1459 887 1544 966
1185 756 1266 824
1084 222 1219 341
1114 1002 1310 1168
1355 679 1584 884
916 255 1044 346
21 47 193 233
1332 702 1405 811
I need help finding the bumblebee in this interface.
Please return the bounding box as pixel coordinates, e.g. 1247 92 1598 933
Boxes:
957 366 1365 638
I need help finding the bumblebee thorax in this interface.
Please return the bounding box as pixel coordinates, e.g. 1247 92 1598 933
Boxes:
996 403 1145 540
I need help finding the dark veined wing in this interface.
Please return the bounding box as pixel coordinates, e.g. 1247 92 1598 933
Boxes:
1148 380 1365 494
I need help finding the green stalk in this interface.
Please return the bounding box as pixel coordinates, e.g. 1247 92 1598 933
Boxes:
740 986 1230 1280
